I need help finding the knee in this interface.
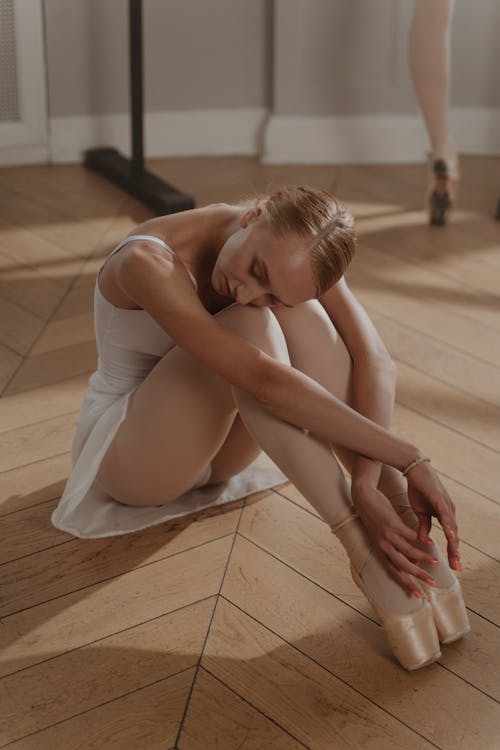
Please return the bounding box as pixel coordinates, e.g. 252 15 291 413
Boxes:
216 304 291 365
274 299 353 370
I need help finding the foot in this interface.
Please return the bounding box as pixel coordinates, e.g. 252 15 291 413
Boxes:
426 153 459 226
330 515 441 670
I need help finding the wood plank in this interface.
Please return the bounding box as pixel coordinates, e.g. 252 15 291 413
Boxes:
179 667 305 750
348 243 500 356
0 184 105 257
220 535 500 750
0 598 212 745
0 295 45 356
203 597 434 749
0 342 21 393
0 453 71 516
394 359 500 452
30 312 94 356
2 340 96 396
393 402 500 502
4 668 194 750
356 212 500 298
0 373 88 434
0 511 237 620
0 164 126 222
0 412 79 473
0 250 67 320
354 304 500 409
0 217 83 288
239 493 499 696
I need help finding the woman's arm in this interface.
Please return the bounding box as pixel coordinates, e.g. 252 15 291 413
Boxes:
118 245 418 472
118 246 458 565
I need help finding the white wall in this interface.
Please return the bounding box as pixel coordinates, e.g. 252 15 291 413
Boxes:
42 0 500 164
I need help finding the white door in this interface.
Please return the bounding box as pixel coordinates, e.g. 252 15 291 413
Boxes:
0 0 48 165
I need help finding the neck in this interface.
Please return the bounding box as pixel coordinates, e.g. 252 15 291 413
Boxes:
166 203 242 295
209 203 245 254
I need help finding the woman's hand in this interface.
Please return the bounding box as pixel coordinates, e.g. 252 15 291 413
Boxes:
405 460 460 570
351 480 440 597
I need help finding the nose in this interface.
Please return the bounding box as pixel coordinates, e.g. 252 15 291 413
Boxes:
235 282 259 306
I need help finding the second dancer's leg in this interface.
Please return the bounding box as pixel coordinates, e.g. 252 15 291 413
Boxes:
409 0 459 224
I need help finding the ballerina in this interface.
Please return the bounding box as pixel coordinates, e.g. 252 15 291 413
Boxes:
53 185 469 669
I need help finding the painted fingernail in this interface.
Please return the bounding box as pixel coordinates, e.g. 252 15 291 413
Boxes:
413 590 422 599
456 550 461 559
454 562 463 571
426 578 436 585
426 539 434 547
430 558 440 565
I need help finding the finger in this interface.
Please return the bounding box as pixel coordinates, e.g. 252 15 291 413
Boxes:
436 492 459 544
416 512 432 542
398 538 440 567
392 549 437 586
437 502 460 566
447 532 461 570
384 558 423 599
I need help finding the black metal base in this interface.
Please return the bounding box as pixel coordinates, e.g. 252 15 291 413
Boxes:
496 198 500 221
84 147 195 215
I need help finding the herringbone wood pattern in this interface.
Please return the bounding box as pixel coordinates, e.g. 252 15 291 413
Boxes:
0 157 499 749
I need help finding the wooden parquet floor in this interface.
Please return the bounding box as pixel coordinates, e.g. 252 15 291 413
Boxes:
0 156 499 749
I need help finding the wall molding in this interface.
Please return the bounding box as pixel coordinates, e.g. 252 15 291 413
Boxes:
263 109 500 164
3 107 498 166
48 109 268 164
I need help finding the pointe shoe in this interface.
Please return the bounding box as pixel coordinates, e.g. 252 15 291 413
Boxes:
330 515 441 671
392 503 471 645
426 154 459 226
419 577 471 644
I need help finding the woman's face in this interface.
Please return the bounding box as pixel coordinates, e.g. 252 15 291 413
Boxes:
212 209 317 308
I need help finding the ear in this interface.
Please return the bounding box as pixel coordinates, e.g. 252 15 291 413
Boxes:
240 204 263 229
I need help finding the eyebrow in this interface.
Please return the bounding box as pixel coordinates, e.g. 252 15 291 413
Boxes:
260 259 294 308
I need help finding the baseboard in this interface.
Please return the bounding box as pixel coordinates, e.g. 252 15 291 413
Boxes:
0 144 49 166
5 107 500 166
262 109 500 164
49 109 268 164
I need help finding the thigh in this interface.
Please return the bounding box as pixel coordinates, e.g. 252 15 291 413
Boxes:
96 304 287 506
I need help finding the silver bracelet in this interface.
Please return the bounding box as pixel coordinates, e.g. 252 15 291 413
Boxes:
401 456 430 476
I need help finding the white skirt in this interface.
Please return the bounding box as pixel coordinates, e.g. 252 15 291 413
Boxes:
51 387 288 539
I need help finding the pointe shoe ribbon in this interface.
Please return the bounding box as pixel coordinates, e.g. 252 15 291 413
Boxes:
329 514 441 670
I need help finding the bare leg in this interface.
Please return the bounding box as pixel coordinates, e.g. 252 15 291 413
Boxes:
98 299 448 666
409 0 456 163
96 304 287 505
268 301 455 591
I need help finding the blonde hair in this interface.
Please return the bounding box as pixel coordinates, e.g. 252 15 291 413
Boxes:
241 185 356 296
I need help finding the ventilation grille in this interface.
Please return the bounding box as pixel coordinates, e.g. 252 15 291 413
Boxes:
0 0 19 121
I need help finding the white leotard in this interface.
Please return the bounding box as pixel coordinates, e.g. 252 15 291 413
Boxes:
51 233 286 538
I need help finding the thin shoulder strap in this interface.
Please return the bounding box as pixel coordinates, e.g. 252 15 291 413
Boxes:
109 234 198 290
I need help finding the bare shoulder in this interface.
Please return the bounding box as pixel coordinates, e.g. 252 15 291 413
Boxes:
118 247 272 400
129 205 210 241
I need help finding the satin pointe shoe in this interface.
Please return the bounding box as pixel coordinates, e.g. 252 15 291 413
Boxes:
426 153 459 226
393 504 471 645
330 515 441 671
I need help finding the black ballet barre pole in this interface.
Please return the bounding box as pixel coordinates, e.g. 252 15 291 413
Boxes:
83 0 194 216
